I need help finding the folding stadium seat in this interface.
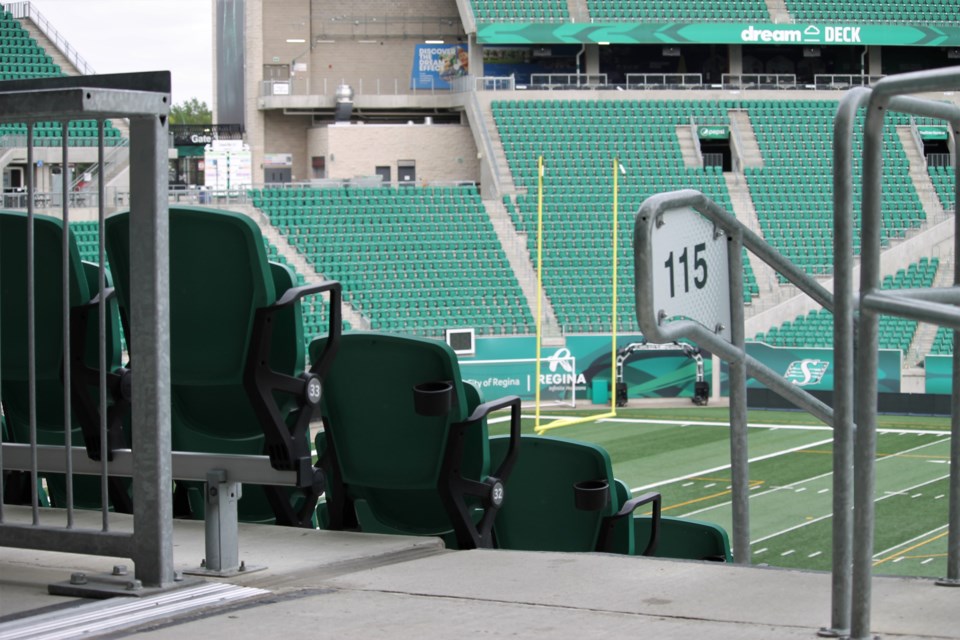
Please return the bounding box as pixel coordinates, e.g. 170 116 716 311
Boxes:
488 434 729 559
310 332 522 549
488 435 661 554
0 211 132 511
104 206 342 526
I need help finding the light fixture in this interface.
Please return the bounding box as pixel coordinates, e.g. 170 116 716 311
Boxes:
425 39 444 44
315 39 336 44
357 39 378 44
598 41 610 45
286 38 306 43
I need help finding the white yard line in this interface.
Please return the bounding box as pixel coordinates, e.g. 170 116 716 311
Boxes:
752 474 950 545
631 437 835 493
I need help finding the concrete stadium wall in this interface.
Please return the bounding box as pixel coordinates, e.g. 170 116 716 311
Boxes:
308 122 479 184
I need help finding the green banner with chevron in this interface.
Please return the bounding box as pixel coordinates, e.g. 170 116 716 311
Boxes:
477 23 960 46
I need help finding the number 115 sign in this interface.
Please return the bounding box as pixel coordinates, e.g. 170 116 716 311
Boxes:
634 196 732 342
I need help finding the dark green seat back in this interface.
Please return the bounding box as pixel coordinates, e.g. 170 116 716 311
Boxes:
633 515 732 561
612 480 731 561
104 207 307 523
0 211 123 508
311 332 489 537
489 435 617 552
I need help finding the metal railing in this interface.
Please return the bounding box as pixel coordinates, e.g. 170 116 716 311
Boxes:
722 74 797 90
527 73 608 89
814 74 885 89
633 66 960 640
625 73 703 89
6 2 95 75
0 73 172 590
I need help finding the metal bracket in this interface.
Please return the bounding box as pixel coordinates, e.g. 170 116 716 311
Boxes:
181 470 265 578
49 565 198 599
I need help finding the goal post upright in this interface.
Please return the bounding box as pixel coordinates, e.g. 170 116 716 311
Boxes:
534 157 621 435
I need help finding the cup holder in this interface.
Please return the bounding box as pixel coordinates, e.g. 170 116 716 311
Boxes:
413 381 453 417
573 479 610 511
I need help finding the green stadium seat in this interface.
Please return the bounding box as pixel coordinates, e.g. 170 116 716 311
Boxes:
0 210 131 511
616 481 732 561
310 331 521 549
488 435 663 555
104 206 342 526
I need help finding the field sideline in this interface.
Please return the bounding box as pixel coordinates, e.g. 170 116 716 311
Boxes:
488 406 952 578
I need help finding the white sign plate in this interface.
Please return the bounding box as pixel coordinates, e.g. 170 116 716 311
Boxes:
649 206 731 340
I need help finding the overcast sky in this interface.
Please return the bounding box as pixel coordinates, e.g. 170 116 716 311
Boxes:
27 0 213 106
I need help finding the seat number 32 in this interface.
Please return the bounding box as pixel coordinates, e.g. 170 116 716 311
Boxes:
664 242 708 298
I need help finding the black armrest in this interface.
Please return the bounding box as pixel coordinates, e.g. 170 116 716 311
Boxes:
455 394 522 484
246 279 341 472
438 394 522 549
596 491 661 555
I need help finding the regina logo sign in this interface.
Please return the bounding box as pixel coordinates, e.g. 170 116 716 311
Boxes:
785 359 830 386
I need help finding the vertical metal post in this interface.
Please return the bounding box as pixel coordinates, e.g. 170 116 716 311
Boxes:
60 120 74 527
850 95 887 640
821 87 870 638
97 119 110 531
727 227 750 564
128 112 173 588
204 470 241 573
940 118 960 586
26 122 39 526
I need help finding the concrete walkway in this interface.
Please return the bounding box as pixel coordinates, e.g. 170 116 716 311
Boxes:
1 506 958 639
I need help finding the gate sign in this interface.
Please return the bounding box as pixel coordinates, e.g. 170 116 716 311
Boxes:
637 204 731 341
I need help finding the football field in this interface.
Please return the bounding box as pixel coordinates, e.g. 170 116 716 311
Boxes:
490 407 953 578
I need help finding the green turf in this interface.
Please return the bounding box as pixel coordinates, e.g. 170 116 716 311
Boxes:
488 406 953 578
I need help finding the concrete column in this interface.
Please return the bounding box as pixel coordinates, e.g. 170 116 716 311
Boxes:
868 46 882 78
469 34 483 78
584 44 600 76
729 45 743 76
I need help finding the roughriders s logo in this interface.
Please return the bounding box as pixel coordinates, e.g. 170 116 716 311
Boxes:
785 359 830 386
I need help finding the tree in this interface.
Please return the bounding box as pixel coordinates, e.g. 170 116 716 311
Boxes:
169 98 212 125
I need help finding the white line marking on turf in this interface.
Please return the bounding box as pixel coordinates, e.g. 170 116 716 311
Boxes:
922 558 935 565
682 482 694 487
894 557 904 563
704 483 716 488
754 547 767 555
753 474 950 545
795 487 807 493
542 415 952 437
912 493 923 498
631 437 835 493
936 494 945 500
781 550 796 557
818 488 829 494
808 551 822 558
873 524 949 560
683 437 951 520
928 460 949 464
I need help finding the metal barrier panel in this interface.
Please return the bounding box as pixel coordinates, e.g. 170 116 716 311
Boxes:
0 73 173 588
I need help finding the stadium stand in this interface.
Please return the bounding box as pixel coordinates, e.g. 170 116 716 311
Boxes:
472 0 570 22
588 0 768 21
745 100 923 278
784 0 960 23
753 257 940 352
254 185 533 336
494 98 758 333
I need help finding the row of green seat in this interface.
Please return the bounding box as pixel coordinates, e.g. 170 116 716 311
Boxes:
6 207 733 562
256 185 534 337
471 0 959 24
494 98 758 333
754 258 939 352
